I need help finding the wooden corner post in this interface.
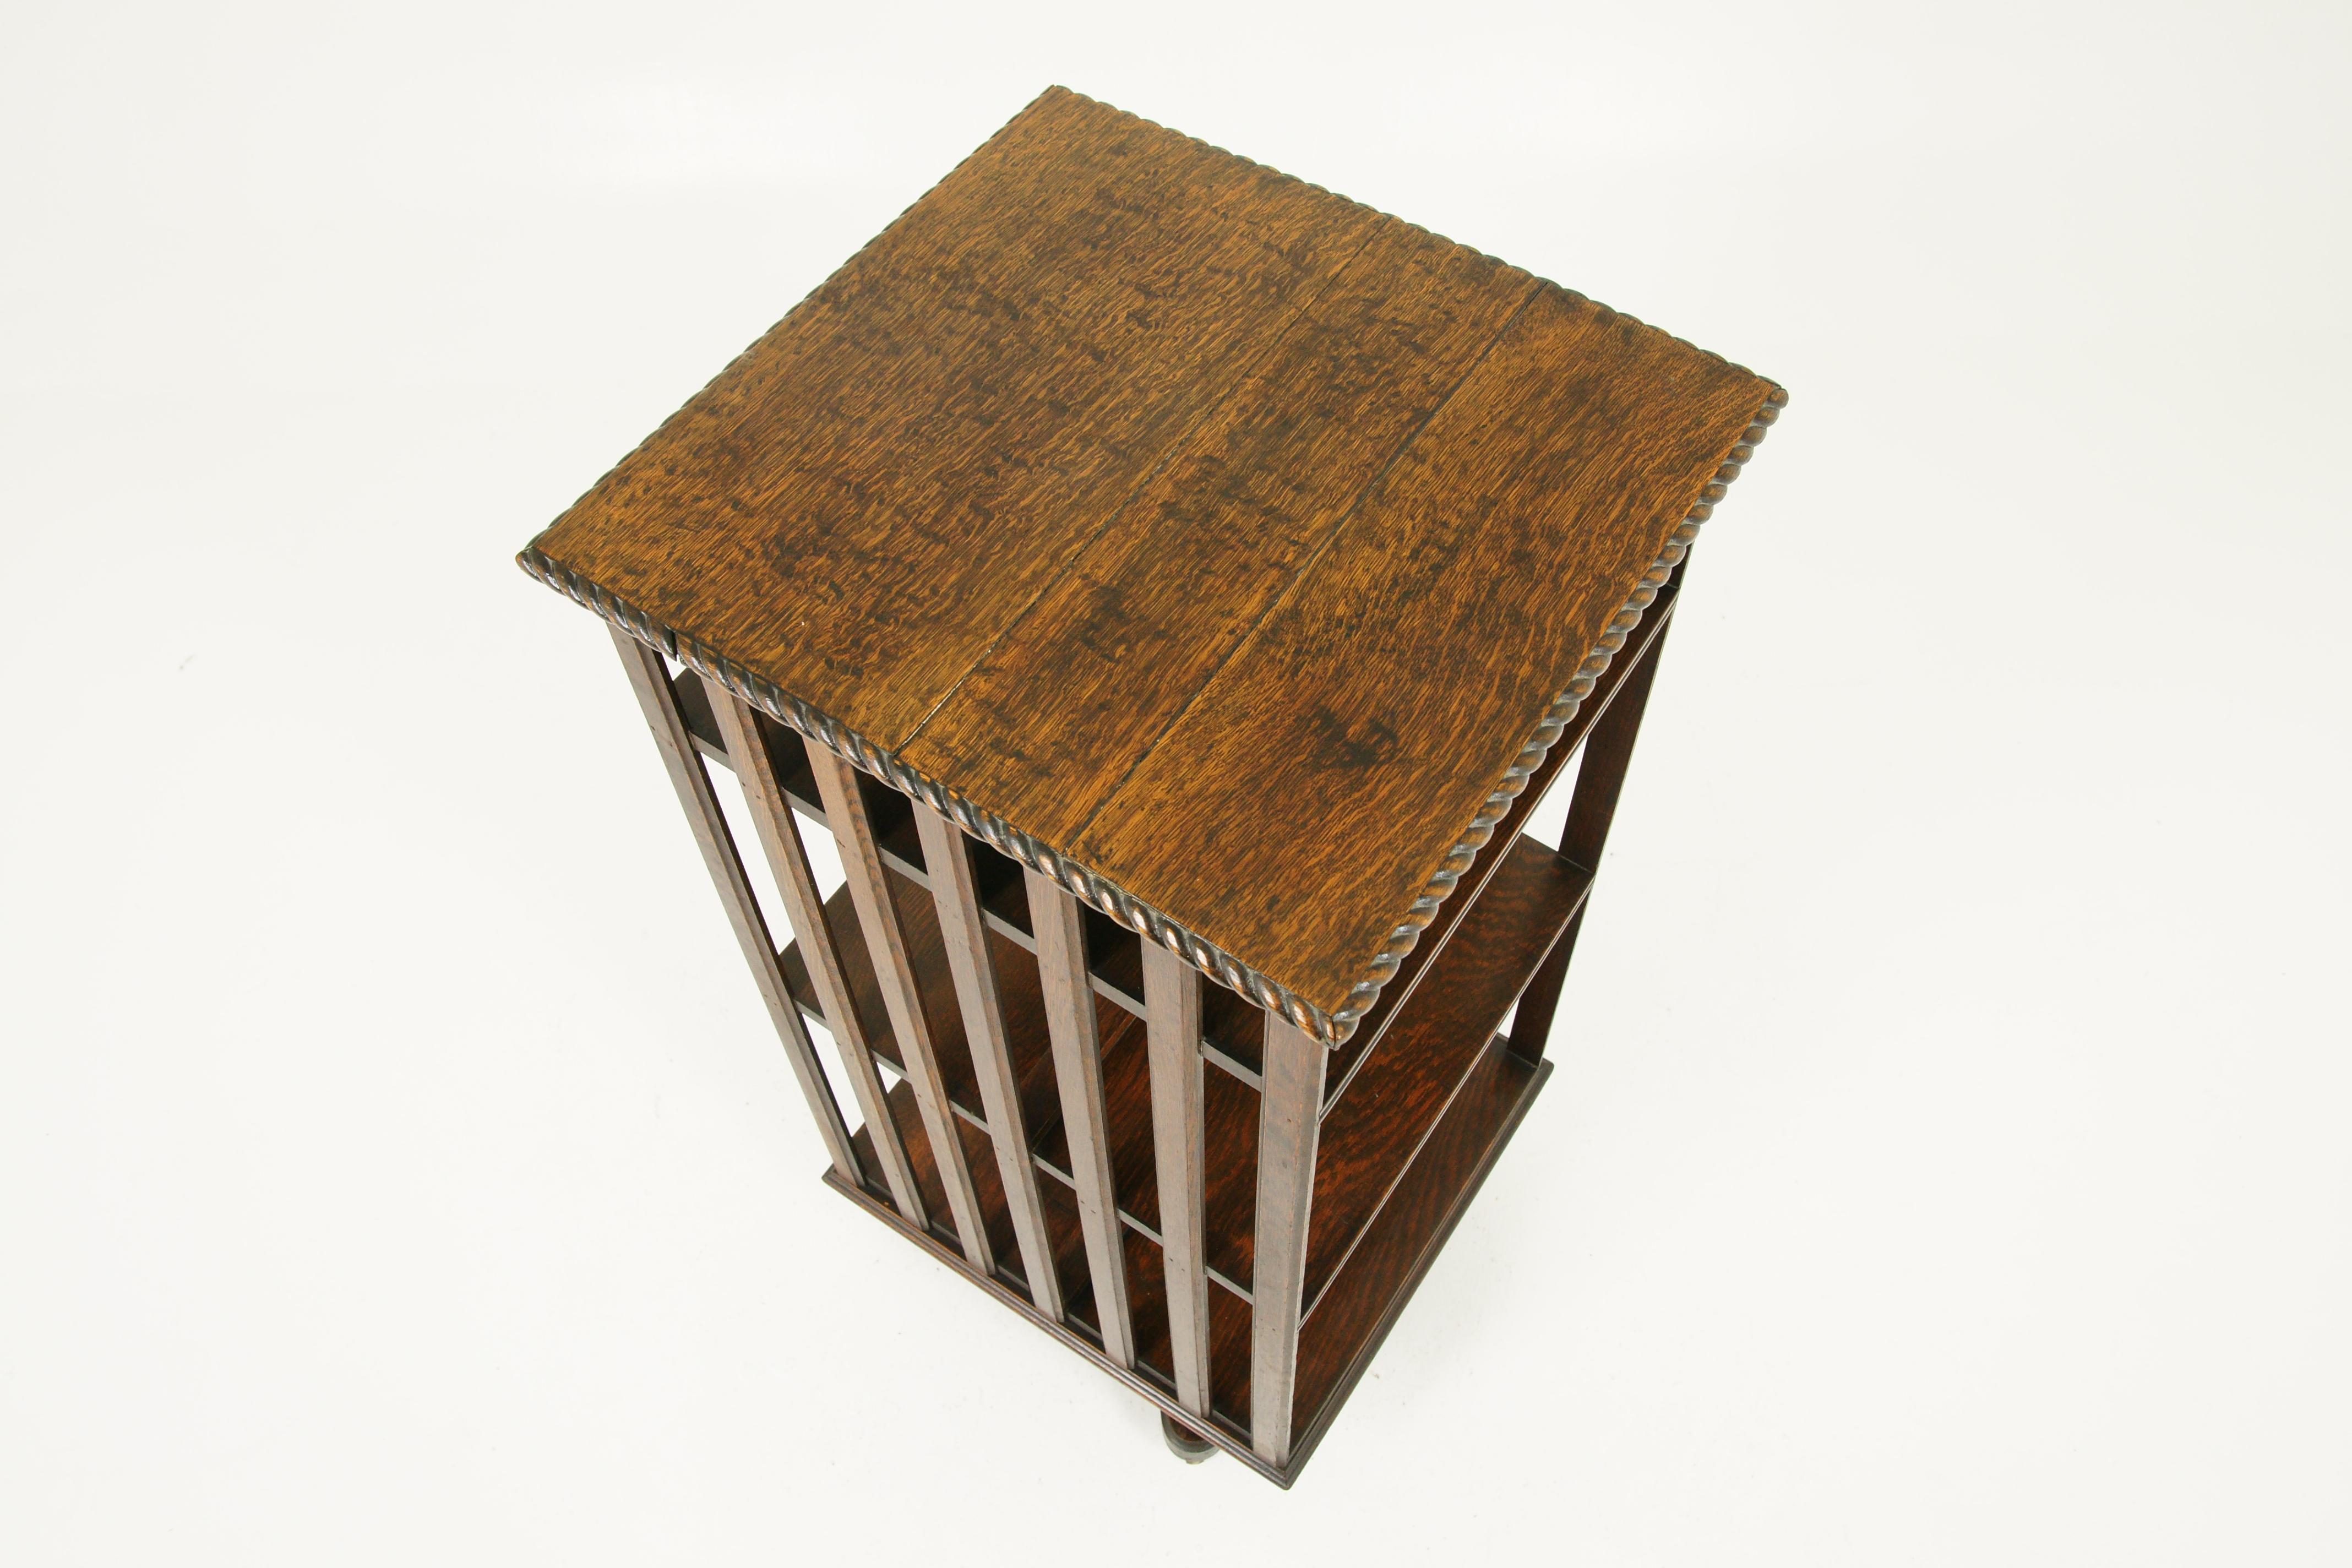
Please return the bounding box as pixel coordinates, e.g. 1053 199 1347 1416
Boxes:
1250 1015 1329 1466
611 629 864 1189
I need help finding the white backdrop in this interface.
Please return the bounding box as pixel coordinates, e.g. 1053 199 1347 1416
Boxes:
6 3 2348 1561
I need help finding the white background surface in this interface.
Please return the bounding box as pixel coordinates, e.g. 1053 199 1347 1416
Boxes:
6 2 2348 1561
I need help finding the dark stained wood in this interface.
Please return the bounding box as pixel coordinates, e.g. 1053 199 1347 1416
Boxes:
918 804 1066 1319
900 220 1536 846
530 86 1380 752
528 90 1778 1030
1031 870 1136 1368
1288 1039 1548 1463
1026 833 1589 1320
607 631 869 1193
756 767 1598 1347
815 747 994 1272
1512 611 1673 1061
701 686 890 1204
1315 571 1679 1108
1509 904 1585 1066
535 86 1779 1488
1027 1151 1101 1335
850 1079 1023 1287
1117 1219 1256 1433
676 667 1278 1087
1074 282 1774 1018
1142 943 1212 1416
1029 999 1153 1223
770 862 1260 1303
1301 833 1590 1318
1559 607 1669 875
823 1161 1267 1478
774 870 1060 1142
1030 992 1260 1299
1248 1016 1326 1465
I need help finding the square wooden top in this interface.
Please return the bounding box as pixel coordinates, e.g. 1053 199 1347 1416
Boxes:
521 86 1783 1043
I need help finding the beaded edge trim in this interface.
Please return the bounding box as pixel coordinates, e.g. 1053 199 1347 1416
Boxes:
521 400 1783 1052
1324 385 1788 1034
519 544 1366 1038
515 89 1789 1044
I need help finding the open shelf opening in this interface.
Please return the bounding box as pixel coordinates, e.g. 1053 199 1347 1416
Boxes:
666 640 1609 1473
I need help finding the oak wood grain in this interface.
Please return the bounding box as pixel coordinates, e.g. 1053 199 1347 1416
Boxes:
815 746 996 1271
1315 571 1676 1110
1072 282 1773 1013
526 88 1780 1032
530 85 1377 750
609 631 872 1197
1298 832 1589 1319
919 803 1068 1319
774 869 1061 1146
899 218 1535 845
1031 870 1137 1367
850 1079 1025 1286
1288 1039 1545 1457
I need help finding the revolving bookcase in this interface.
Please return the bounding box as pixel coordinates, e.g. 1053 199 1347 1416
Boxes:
517 87 1783 1487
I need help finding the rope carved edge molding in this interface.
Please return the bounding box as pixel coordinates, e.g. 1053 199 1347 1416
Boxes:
1325 385 1787 1035
518 386 1784 1048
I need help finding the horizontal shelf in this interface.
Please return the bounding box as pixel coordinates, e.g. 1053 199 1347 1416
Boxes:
802 823 1575 1478
1030 1003 1261 1300
837 1032 1547 1478
778 859 1064 1146
850 1073 1257 1433
1313 576 1675 1112
774 854 1257 1300
689 660 1586 1456
765 739 1587 1319
673 575 1665 1107
674 667 1265 1090
1294 831 1589 1322
1288 1037 1548 1463
1019 830 1586 1316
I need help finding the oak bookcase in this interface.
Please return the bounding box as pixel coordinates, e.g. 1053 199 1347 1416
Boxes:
518 86 1782 1487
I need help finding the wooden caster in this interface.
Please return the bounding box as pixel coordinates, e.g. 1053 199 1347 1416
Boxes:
1162 1413 1218 1464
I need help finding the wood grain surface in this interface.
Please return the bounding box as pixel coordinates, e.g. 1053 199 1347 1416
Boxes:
1288 1040 1545 1457
899 216 1536 845
524 85 1781 1030
530 85 1375 746
1070 281 1773 1013
1297 831 1588 1317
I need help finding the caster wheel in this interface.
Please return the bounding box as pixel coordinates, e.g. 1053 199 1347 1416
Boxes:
1161 1412 1218 1464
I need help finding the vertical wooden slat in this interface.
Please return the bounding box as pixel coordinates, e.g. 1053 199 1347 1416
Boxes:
1510 615 1673 1063
809 746 995 1273
706 685 922 1222
608 629 862 1185
1250 1014 1328 1466
916 804 1064 1316
1028 869 1135 1368
1143 940 1211 1419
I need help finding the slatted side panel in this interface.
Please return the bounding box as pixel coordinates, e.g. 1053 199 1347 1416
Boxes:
613 634 1591 1484
610 629 865 1188
1029 869 1137 1369
811 747 995 1272
1510 613 1674 1062
700 680 923 1221
917 804 1066 1316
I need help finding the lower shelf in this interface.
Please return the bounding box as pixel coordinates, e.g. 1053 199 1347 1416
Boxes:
1289 1039 1548 1468
834 1033 1548 1485
778 826 1586 1320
